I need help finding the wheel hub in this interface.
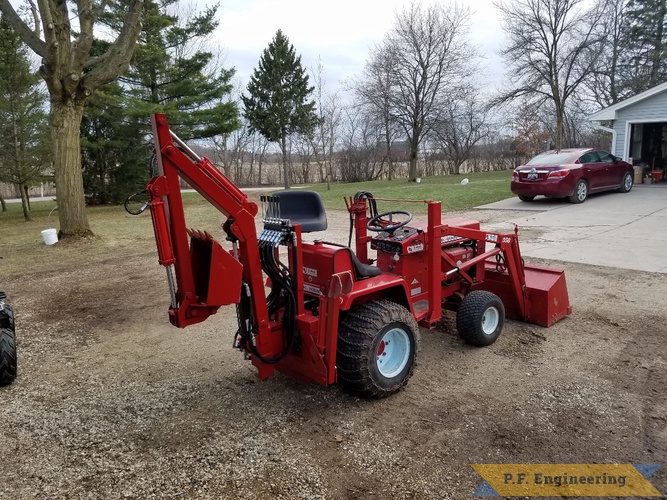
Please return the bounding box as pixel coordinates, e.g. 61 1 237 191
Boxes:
481 307 500 335
376 327 410 378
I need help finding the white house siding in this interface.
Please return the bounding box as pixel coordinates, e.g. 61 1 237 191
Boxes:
613 90 667 158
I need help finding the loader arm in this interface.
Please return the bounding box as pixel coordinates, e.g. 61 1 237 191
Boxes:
146 114 270 344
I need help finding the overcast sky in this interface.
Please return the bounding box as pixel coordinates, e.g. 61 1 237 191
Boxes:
215 0 506 96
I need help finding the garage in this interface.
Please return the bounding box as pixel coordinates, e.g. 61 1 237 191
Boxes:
590 81 667 183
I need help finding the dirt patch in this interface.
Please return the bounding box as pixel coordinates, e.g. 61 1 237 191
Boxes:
1 209 665 499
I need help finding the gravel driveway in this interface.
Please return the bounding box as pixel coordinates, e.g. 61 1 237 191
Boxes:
1 208 665 499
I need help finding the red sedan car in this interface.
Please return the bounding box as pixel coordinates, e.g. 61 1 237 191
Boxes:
511 149 634 203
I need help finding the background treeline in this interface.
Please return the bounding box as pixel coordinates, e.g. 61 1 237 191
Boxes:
1 0 665 223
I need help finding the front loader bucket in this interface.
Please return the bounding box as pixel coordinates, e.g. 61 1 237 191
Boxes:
479 264 571 327
523 265 571 327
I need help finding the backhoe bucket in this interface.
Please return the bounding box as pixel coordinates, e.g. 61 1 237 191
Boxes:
479 264 571 327
188 230 243 307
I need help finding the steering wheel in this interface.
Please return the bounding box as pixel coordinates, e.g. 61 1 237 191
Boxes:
366 210 413 234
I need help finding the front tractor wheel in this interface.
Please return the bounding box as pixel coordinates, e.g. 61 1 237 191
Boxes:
456 291 505 347
336 300 420 398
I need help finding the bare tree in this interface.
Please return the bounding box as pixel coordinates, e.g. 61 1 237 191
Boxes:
384 1 475 181
505 100 551 162
310 59 343 187
212 83 251 185
213 124 251 185
493 0 606 149
339 103 383 182
583 0 628 107
0 0 144 237
431 89 490 174
352 45 401 180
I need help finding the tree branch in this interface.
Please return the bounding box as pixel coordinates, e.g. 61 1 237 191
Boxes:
83 0 144 90
0 0 47 56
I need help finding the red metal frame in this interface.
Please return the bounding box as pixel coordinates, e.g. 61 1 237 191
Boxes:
345 197 571 328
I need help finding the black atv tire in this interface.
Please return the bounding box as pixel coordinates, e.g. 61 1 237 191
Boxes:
336 300 420 398
0 305 17 386
456 291 504 347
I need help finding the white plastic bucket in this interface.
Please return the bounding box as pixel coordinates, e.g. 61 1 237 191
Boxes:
41 228 58 245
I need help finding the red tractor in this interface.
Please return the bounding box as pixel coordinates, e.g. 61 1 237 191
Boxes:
144 114 571 397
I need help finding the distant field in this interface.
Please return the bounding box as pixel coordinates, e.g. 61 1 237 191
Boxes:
307 170 514 213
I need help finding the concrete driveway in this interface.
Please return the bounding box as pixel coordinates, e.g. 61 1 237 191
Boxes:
476 185 667 273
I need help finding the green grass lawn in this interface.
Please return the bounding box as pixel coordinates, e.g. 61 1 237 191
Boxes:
0 170 513 278
0 195 223 278
307 170 514 213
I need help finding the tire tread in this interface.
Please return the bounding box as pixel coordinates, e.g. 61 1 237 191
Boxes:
456 291 504 347
337 300 420 398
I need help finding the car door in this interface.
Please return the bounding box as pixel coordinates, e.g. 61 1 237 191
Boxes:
578 151 605 190
598 150 624 186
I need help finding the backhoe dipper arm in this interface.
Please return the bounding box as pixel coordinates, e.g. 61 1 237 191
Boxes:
146 114 270 345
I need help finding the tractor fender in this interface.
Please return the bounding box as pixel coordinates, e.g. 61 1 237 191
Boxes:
339 275 413 314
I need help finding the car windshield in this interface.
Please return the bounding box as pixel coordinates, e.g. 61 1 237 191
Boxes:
526 152 575 165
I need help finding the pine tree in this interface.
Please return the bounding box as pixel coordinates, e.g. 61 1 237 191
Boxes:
81 83 148 204
242 30 317 189
120 0 239 140
81 0 239 204
0 15 49 221
623 0 667 93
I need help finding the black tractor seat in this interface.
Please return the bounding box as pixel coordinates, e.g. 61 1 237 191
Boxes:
271 190 380 279
321 241 382 279
272 190 327 232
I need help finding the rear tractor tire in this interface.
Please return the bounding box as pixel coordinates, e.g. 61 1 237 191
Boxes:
0 304 17 387
456 291 504 347
336 300 420 398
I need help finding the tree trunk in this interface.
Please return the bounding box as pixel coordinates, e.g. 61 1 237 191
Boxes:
555 106 564 150
51 100 92 238
23 185 30 210
18 183 31 221
408 150 418 180
0 193 6 212
281 135 290 189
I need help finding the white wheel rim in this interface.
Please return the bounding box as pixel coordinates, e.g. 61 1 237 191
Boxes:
624 174 632 190
482 307 500 335
376 327 410 378
577 182 587 201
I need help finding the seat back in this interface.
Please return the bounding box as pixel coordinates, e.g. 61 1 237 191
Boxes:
273 190 327 233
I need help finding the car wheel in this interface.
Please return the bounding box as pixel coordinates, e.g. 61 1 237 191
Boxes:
569 179 588 203
618 172 633 193
518 195 535 202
